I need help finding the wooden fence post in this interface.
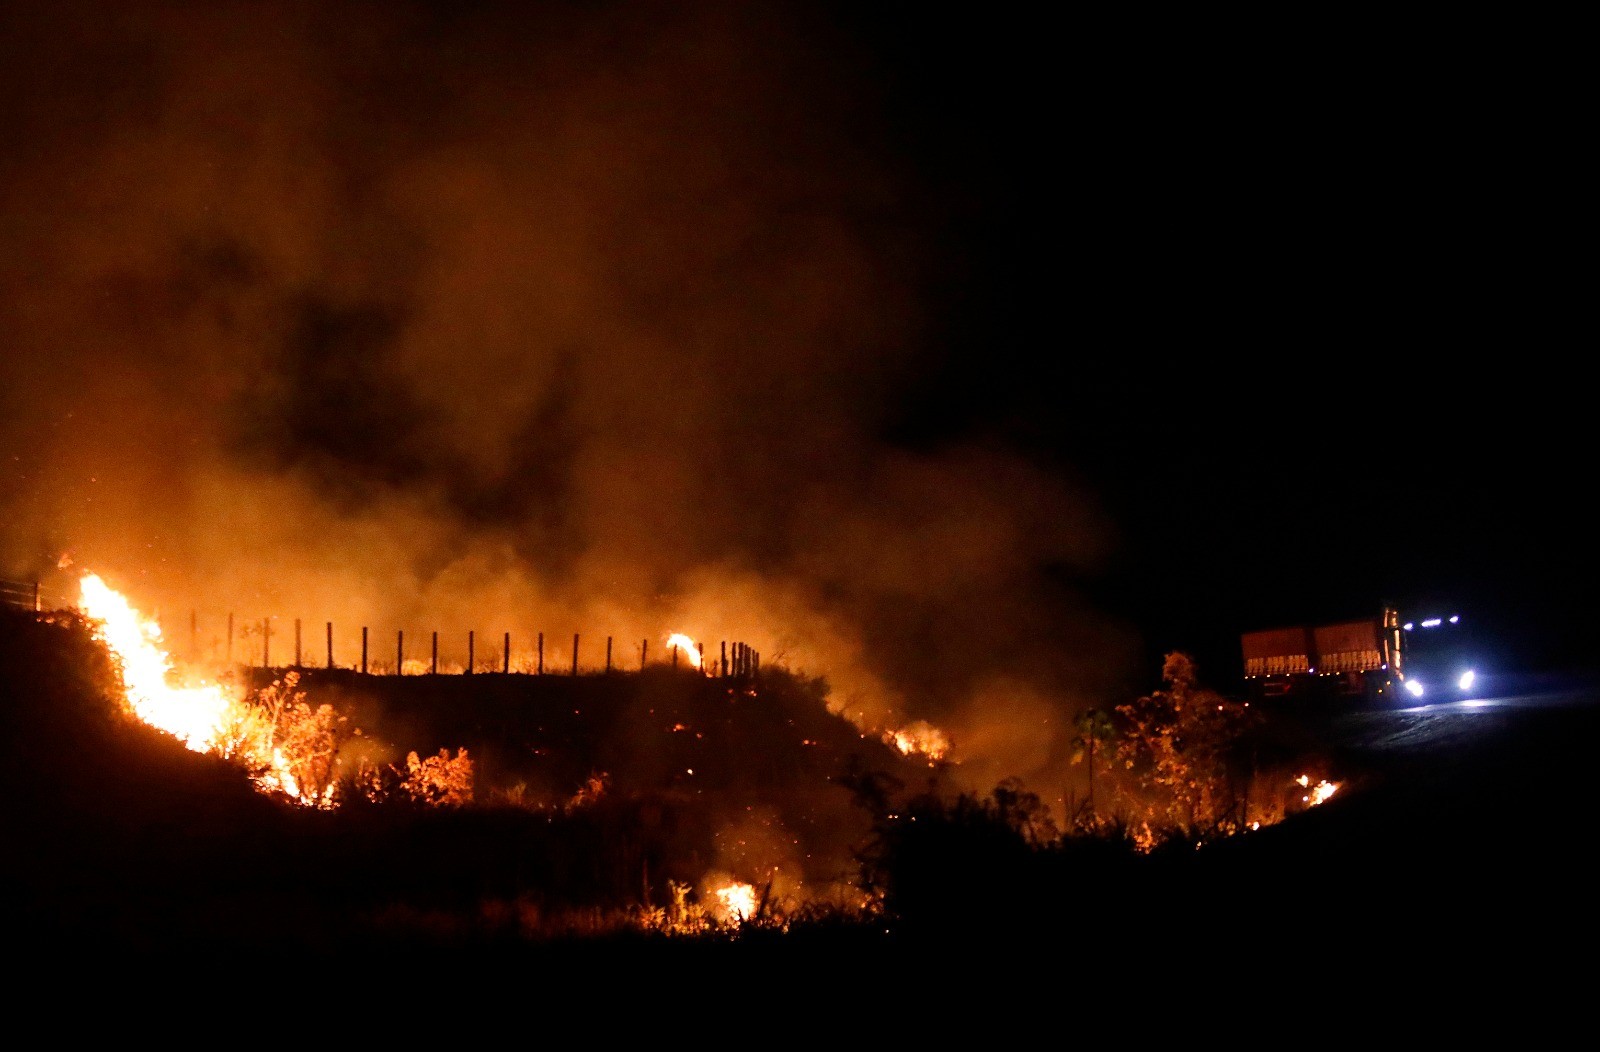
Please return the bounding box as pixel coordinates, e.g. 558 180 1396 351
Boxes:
326 622 333 669
432 631 438 675
538 632 544 674
641 638 648 669
467 630 474 675
572 633 579 675
397 630 404 676
504 632 510 674
361 626 368 674
606 636 613 672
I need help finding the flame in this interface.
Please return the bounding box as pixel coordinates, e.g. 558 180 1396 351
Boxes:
76 572 339 807
78 573 233 752
714 881 757 923
886 719 949 762
1295 773 1339 806
666 632 703 668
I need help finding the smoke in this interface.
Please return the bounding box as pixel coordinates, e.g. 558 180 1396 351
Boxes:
0 0 1141 804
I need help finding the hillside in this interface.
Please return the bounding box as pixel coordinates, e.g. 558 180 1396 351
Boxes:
7 600 1597 1009
0 604 952 967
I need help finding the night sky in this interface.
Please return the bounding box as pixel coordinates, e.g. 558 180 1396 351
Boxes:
1 2 1588 793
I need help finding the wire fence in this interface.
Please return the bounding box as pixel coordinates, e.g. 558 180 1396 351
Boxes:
4 577 762 681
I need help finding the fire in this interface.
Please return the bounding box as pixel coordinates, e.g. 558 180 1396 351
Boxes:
886 719 949 762
1296 773 1339 806
666 632 702 668
77 572 342 807
78 573 233 752
714 881 757 923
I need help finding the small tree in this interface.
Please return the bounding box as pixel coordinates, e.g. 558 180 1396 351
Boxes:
215 671 345 807
1108 652 1257 842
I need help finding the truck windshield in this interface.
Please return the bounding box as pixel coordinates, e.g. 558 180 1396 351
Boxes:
1403 615 1471 665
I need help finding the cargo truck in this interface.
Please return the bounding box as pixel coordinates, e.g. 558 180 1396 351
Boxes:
1241 603 1483 704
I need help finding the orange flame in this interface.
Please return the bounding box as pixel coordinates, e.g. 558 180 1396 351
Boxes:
1296 773 1339 806
886 719 949 763
78 573 232 752
714 881 757 923
77 573 336 807
666 632 703 669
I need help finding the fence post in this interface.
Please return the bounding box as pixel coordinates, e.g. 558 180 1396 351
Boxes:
262 617 270 668
294 618 302 668
572 633 579 675
397 630 404 676
606 636 613 672
432 631 438 675
641 638 648 669
504 631 510 673
467 631 474 675
537 632 544 674
721 641 727 678
326 622 333 669
361 626 368 674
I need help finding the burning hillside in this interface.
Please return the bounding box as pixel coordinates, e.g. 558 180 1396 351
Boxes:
0 570 1360 968
62 571 969 929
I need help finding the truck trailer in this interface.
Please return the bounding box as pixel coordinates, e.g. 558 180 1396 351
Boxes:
1241 604 1482 704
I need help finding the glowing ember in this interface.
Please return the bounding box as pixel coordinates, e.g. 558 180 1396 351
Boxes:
666 632 703 668
886 719 949 762
714 881 757 923
78 573 233 752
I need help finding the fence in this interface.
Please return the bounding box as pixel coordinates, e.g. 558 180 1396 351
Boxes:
0 578 39 612
2 580 764 680
180 612 760 681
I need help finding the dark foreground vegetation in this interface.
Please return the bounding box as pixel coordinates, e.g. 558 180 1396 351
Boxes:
3 604 1596 1005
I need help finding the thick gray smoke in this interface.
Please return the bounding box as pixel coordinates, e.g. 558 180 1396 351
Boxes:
0 1 1142 810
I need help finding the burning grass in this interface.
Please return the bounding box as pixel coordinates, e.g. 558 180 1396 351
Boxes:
4 580 1364 960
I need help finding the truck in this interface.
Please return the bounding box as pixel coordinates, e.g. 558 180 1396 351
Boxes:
1241 602 1483 705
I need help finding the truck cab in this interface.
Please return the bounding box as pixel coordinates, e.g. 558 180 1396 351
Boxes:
1394 610 1481 703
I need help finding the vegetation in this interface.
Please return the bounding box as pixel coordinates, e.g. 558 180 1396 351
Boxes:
7 600 1587 983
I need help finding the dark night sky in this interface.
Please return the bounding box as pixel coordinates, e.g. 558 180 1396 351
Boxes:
845 6 1590 680
0 2 1589 794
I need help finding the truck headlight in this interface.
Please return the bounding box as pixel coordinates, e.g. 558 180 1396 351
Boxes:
1405 679 1425 698
1458 670 1475 691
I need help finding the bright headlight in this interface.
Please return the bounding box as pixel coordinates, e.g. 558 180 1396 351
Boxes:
1458 670 1476 690
1405 679 1425 698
